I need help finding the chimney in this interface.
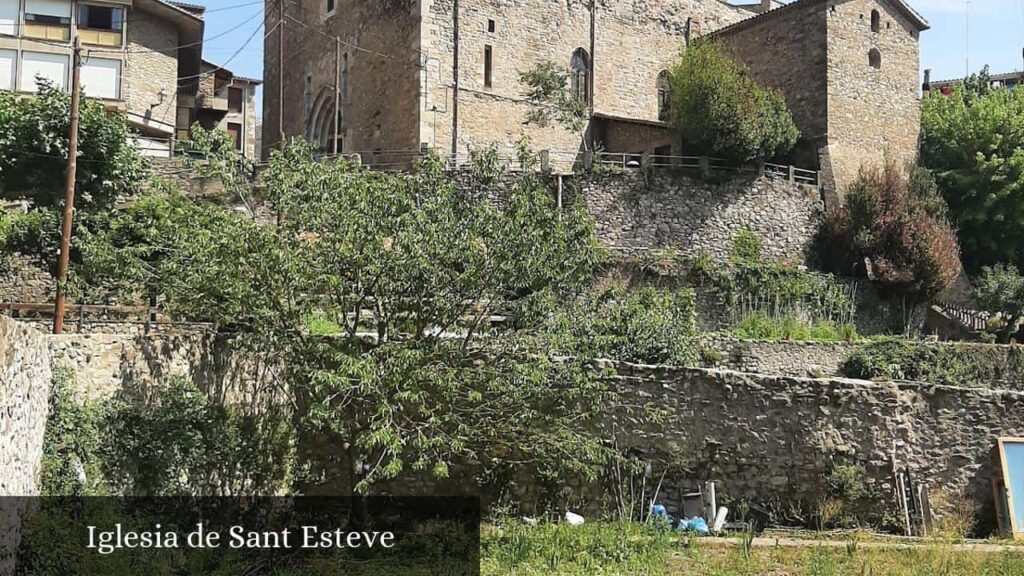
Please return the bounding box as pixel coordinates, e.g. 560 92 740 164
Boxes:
922 69 932 94
761 0 772 12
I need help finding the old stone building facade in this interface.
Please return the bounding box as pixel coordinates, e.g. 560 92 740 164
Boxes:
262 0 927 195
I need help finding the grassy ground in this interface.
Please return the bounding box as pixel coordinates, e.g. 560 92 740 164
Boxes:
481 521 1024 576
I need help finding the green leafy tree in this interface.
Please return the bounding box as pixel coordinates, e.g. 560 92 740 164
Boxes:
668 41 798 162
0 81 149 284
88 141 621 495
0 80 149 212
973 264 1024 343
920 76 1024 270
819 162 962 306
520 61 590 148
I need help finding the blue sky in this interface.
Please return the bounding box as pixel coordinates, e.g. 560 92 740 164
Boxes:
196 0 1024 116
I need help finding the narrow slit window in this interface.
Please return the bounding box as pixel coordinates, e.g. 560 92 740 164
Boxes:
487 19 495 33
484 45 493 88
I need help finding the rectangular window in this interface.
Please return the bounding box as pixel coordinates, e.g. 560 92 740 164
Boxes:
483 45 492 88
487 19 495 33
77 4 121 30
0 49 14 89
81 56 120 99
228 86 243 112
325 0 334 14
0 0 17 36
24 0 71 41
77 4 123 46
227 122 242 150
21 51 68 91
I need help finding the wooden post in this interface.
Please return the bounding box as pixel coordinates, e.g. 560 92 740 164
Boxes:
788 164 796 183
699 156 710 178
278 0 285 149
333 37 341 155
53 37 82 335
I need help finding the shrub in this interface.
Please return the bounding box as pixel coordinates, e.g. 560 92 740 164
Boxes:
818 163 961 301
838 340 1024 387
695 259 859 329
668 41 799 162
730 229 763 266
545 286 700 365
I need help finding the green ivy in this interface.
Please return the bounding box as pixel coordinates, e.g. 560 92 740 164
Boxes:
38 365 111 496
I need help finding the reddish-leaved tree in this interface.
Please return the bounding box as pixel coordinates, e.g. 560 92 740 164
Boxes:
820 163 962 301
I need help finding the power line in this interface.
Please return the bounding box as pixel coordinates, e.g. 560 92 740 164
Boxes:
2 0 264 39
282 13 419 66
87 8 264 54
176 18 272 81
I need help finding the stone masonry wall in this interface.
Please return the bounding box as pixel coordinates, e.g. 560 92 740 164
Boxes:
124 10 180 131
602 363 1024 532
701 337 858 378
0 319 52 574
574 170 823 264
5 319 1024 533
47 331 283 407
824 0 922 198
0 255 52 304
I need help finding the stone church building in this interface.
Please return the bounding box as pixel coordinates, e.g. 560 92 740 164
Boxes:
262 0 929 196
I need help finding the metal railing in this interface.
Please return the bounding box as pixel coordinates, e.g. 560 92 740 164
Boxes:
0 302 212 334
304 148 820 187
933 300 990 332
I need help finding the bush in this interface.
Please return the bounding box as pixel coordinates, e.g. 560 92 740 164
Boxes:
668 41 799 162
696 259 858 329
818 163 961 301
544 286 700 365
730 229 763 266
839 340 1024 387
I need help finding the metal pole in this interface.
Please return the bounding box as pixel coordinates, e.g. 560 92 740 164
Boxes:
333 37 341 155
53 36 82 335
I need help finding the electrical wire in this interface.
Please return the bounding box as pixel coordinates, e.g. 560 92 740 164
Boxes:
176 18 272 80
87 8 264 54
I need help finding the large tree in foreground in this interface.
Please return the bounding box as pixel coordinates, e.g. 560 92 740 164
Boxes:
88 142 623 496
668 41 798 162
920 75 1024 271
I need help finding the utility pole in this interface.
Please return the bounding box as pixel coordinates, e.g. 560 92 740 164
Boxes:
278 0 285 149
333 37 341 155
53 36 82 335
965 0 971 75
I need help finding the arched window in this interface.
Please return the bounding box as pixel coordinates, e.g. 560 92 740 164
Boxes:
870 9 880 32
868 48 882 69
570 48 590 105
657 70 671 121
